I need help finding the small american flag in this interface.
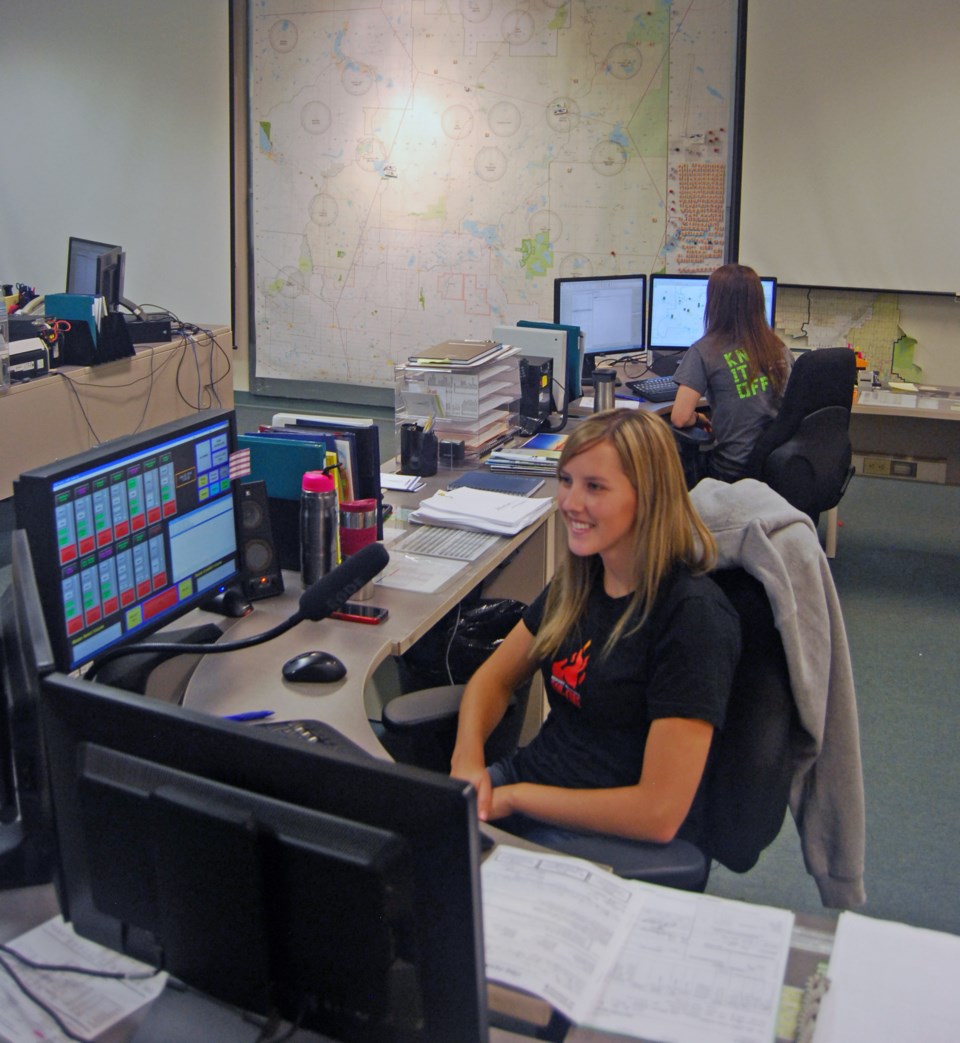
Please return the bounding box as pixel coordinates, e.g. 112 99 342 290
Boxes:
228 448 251 481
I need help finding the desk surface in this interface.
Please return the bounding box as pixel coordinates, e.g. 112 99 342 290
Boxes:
855 386 960 420
183 481 557 756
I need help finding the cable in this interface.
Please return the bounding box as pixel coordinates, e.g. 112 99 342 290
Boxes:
443 600 464 686
0 952 87 1042
0 944 162 1043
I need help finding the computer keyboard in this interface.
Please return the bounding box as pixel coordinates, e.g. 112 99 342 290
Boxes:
395 524 500 561
626 376 679 403
257 718 372 759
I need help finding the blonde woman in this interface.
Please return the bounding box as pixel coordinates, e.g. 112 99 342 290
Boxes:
450 409 740 850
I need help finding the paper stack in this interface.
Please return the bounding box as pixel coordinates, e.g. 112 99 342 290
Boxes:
486 431 568 477
409 486 552 535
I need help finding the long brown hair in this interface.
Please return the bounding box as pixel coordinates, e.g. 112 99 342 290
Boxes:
531 409 717 661
705 263 789 395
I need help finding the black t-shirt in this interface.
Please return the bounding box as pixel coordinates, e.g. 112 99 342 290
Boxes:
511 567 740 838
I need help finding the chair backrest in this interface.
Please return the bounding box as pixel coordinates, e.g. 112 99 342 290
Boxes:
745 347 857 517
702 568 799 873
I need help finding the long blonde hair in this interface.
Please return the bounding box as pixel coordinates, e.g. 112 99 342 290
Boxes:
532 409 717 661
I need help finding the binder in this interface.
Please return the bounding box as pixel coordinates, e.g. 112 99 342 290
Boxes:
271 413 384 538
239 431 337 571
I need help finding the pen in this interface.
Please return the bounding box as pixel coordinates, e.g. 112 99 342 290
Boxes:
223 710 275 722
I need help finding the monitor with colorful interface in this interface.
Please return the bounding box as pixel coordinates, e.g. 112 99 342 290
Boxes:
13 410 240 673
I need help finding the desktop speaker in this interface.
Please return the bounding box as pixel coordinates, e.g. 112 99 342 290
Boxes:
237 481 285 601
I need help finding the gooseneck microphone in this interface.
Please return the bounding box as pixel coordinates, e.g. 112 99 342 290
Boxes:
85 543 390 681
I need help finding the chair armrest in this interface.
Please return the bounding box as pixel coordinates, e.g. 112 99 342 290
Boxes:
673 424 714 448
382 684 467 730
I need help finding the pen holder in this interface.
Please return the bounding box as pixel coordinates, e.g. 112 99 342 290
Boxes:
399 423 438 477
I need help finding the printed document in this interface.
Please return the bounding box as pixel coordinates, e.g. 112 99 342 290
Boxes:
0 916 166 1043
482 845 794 1043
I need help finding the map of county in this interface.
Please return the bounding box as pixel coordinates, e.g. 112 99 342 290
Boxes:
249 0 737 390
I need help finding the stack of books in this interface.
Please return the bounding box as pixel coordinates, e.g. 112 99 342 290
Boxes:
485 431 568 477
396 340 520 460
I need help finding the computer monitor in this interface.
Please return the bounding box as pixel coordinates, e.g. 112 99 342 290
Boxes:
647 272 778 352
553 274 647 383
40 673 488 1042
0 532 56 889
66 236 127 310
13 409 241 673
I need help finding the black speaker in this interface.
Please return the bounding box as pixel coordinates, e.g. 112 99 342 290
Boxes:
237 481 284 601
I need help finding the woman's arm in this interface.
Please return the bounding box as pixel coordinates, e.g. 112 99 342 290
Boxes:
487 716 715 844
671 385 713 435
450 619 539 818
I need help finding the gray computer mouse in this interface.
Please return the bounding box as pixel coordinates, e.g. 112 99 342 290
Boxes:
281 650 347 684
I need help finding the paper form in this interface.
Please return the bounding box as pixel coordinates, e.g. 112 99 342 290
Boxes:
583 887 794 1043
481 845 640 1021
481 844 794 1043
0 916 166 1043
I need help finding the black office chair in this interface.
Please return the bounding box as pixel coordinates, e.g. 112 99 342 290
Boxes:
743 347 857 524
380 567 801 892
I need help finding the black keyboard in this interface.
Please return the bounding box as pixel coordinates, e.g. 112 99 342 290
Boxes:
257 718 372 759
626 376 679 403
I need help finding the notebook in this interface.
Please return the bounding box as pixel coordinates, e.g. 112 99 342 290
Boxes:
447 471 545 497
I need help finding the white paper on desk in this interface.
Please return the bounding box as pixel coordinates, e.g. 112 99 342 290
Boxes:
0 915 166 1043
481 845 793 1043
380 472 425 492
812 911 960 1043
582 888 794 1043
410 487 552 535
374 551 468 592
481 845 640 1022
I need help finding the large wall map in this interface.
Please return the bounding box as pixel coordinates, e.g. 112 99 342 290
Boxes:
249 0 738 391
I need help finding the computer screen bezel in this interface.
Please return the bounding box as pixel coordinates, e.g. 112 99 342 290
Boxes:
646 272 778 352
553 273 647 381
39 673 489 1042
66 236 126 309
13 409 242 674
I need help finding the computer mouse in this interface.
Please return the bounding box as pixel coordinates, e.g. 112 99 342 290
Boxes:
282 650 347 684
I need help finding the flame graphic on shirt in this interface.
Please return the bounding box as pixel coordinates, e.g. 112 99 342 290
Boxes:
550 640 591 708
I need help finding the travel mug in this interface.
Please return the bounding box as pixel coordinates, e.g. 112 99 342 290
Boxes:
593 369 617 412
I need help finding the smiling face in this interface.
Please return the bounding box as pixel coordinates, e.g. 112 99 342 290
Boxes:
557 439 639 585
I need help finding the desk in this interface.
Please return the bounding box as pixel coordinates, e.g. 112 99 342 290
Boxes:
182 483 558 754
851 386 960 484
0 326 233 499
0 884 836 1043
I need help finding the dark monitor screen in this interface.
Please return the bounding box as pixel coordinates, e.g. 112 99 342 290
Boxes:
553 274 646 380
66 236 126 309
40 674 488 1042
647 273 778 351
0 532 56 889
13 410 240 673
